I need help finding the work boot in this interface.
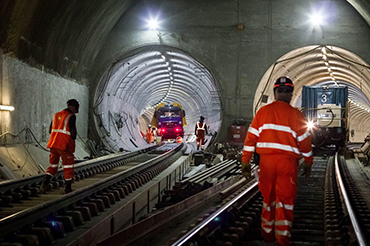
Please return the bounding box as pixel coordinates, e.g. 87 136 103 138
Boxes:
39 175 52 193
65 180 73 194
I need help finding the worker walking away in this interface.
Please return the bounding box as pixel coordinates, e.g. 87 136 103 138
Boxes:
146 125 154 143
41 99 80 194
241 76 313 246
195 116 208 150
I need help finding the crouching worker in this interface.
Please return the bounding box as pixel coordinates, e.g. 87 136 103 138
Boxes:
41 99 79 194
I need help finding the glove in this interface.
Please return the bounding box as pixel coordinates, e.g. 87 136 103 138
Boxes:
241 162 251 179
301 161 312 178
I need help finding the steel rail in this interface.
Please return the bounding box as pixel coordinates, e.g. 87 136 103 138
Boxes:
185 160 235 184
0 145 158 194
172 180 259 246
335 152 367 246
0 143 184 238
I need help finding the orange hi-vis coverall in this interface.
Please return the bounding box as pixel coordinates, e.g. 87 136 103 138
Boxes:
146 128 153 143
242 100 313 246
46 109 76 181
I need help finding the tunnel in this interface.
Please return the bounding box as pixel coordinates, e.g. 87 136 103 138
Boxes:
1 0 370 170
255 45 370 142
92 45 222 151
3 1 370 245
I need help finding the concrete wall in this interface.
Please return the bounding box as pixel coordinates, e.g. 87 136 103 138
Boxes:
0 51 89 144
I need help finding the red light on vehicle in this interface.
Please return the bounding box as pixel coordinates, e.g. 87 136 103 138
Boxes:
161 128 166 132
175 128 179 132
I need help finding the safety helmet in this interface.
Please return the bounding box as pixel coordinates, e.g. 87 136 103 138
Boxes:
273 76 294 91
67 99 79 113
176 136 182 143
200 116 205 121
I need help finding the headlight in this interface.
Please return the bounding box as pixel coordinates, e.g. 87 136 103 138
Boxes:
307 121 315 130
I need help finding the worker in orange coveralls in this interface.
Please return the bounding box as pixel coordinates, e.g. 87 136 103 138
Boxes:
241 76 313 246
146 125 154 143
41 99 79 194
195 116 208 150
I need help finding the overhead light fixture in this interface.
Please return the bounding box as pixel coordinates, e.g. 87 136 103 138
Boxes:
310 12 323 26
0 105 15 111
146 17 160 30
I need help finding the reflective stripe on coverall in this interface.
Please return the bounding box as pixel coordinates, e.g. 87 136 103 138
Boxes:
242 100 313 246
46 110 75 180
196 121 205 149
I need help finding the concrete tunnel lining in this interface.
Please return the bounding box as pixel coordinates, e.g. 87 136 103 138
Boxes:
93 46 222 151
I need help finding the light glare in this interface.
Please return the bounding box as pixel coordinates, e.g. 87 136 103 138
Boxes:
307 121 315 130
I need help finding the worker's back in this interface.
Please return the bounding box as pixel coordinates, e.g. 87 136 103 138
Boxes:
252 100 307 159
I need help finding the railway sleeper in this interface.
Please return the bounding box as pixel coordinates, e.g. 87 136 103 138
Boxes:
54 215 76 232
43 220 66 238
63 210 85 226
94 195 111 208
87 198 105 212
72 206 92 221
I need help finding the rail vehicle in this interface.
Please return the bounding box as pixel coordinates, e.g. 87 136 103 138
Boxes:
301 85 348 148
151 102 187 140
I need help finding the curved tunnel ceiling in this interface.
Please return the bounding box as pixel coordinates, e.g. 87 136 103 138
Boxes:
93 46 222 150
255 45 370 142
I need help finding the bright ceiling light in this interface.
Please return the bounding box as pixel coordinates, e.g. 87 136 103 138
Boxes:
146 16 160 30
310 13 323 26
0 105 15 111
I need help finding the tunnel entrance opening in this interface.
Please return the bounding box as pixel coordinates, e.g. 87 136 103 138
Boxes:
93 46 222 151
255 45 370 143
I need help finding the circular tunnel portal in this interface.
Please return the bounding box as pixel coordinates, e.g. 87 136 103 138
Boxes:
255 45 370 142
93 46 222 151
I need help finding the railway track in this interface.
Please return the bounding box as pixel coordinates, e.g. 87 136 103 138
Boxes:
0 143 186 246
171 152 370 246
